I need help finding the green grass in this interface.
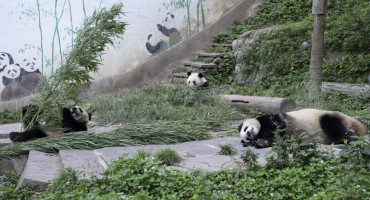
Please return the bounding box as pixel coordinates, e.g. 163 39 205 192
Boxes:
218 143 237 156
88 84 244 125
154 147 182 165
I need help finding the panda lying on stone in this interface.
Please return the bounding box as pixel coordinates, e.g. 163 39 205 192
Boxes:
186 72 209 87
238 108 366 148
9 105 91 142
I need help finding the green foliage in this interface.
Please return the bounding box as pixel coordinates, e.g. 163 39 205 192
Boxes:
0 172 40 199
0 110 20 125
241 20 312 93
323 54 370 83
240 148 259 170
206 53 236 85
155 147 182 165
218 144 237 155
238 0 369 90
340 139 370 168
28 3 127 131
212 32 237 44
325 0 370 53
89 84 243 125
15 144 369 199
245 0 311 29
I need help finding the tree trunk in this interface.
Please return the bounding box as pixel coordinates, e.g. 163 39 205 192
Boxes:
220 95 296 113
309 14 326 98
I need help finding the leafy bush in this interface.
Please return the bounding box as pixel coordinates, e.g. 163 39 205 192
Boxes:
206 53 236 85
0 172 40 199
15 146 369 199
0 110 20 125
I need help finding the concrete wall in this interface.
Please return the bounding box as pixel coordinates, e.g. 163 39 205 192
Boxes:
0 0 243 102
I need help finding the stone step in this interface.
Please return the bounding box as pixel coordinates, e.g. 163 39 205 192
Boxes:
172 72 188 78
59 149 106 180
0 123 22 139
195 51 226 58
182 60 218 69
17 150 62 190
210 43 232 48
172 72 188 83
0 138 11 148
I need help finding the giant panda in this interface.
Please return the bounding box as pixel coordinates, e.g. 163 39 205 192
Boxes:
9 105 92 142
238 108 367 148
186 71 209 87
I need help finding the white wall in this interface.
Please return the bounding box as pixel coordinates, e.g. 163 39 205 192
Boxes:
0 0 242 101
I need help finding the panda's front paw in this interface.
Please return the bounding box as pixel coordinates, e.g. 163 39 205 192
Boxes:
242 141 254 147
62 107 72 116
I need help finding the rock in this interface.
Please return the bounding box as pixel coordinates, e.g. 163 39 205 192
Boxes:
232 40 238 51
300 42 309 50
213 57 222 65
17 151 62 190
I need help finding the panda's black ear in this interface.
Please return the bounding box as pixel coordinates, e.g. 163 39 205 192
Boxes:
238 123 243 132
198 73 204 78
88 113 92 121
187 71 192 76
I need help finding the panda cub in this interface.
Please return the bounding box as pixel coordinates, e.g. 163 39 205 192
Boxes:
186 72 209 87
238 108 366 148
9 105 92 142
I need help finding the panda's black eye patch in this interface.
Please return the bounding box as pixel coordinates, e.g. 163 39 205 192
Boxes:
193 81 196 85
244 126 248 132
78 108 83 113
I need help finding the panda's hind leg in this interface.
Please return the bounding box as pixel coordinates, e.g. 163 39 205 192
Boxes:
319 113 348 144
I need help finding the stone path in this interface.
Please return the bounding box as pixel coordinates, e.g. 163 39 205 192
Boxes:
0 122 343 190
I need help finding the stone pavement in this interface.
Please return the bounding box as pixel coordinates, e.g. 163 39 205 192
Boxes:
0 122 343 190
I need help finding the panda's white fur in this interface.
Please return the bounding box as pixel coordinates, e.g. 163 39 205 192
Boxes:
9 105 91 142
239 108 366 148
70 106 90 124
186 72 209 87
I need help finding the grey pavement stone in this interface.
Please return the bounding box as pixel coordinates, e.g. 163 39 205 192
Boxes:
0 123 21 139
59 150 105 180
17 151 62 190
175 155 233 172
0 154 28 175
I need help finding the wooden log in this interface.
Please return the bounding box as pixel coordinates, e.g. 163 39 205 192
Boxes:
322 82 370 98
220 95 296 113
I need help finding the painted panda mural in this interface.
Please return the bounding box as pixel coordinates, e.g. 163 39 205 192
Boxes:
186 71 209 87
1 63 22 86
146 12 181 54
20 57 43 93
238 108 367 148
9 105 92 142
21 58 41 75
0 52 14 70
